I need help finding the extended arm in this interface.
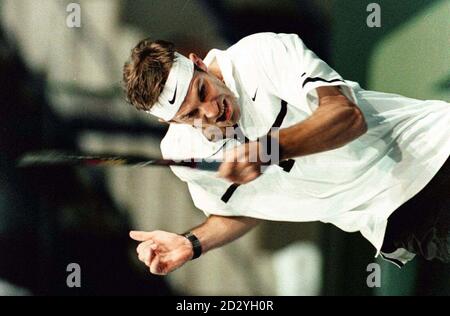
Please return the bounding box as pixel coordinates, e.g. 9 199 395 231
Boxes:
190 215 261 253
130 215 261 275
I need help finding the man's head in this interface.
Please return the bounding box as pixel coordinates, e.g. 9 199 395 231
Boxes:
123 38 240 130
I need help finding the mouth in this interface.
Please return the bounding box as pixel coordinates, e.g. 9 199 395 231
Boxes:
217 98 232 123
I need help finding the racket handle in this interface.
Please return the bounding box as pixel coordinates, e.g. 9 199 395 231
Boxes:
194 160 222 172
193 159 293 172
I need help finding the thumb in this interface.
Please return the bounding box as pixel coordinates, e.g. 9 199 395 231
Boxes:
129 230 153 242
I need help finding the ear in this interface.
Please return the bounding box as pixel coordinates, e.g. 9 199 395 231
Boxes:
188 53 208 72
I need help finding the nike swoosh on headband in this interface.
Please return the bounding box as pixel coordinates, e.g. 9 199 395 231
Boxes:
168 84 178 104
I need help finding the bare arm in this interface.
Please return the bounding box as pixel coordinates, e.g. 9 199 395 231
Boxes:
129 215 261 275
277 86 368 160
218 86 368 183
190 215 261 254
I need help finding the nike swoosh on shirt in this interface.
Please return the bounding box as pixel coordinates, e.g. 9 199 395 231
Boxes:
168 85 178 104
251 88 258 101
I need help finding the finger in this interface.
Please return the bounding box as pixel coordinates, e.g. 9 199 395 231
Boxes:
138 242 156 264
138 247 146 263
136 239 154 255
138 251 145 263
143 246 155 266
149 255 162 275
130 230 154 242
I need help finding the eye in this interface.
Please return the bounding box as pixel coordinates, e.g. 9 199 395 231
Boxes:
198 83 206 102
184 109 198 120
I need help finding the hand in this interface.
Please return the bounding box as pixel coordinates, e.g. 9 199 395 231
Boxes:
218 141 262 184
129 230 194 275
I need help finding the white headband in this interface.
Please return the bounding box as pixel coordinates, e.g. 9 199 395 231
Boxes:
147 52 194 121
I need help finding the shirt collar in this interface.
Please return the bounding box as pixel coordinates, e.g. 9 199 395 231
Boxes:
203 49 240 99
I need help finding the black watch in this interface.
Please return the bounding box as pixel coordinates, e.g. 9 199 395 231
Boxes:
182 232 202 260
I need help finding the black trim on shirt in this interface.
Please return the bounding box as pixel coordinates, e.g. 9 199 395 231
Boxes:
221 183 240 203
302 77 344 88
220 100 294 203
279 159 295 172
272 100 288 129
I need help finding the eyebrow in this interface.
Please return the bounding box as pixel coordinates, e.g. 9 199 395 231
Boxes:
196 77 203 98
178 76 203 120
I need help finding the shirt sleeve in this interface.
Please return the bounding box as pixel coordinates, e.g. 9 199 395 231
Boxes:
187 182 230 218
160 163 238 218
251 33 357 113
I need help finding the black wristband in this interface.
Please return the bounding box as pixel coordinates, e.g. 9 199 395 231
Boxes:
182 232 202 260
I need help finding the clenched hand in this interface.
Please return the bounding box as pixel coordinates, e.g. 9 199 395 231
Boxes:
218 141 263 184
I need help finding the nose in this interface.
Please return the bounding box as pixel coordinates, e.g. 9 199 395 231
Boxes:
199 100 220 121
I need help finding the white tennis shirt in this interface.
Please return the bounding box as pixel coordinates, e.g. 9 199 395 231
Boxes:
160 33 450 257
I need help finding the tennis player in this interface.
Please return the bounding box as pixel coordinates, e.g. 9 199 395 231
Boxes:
123 33 449 274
